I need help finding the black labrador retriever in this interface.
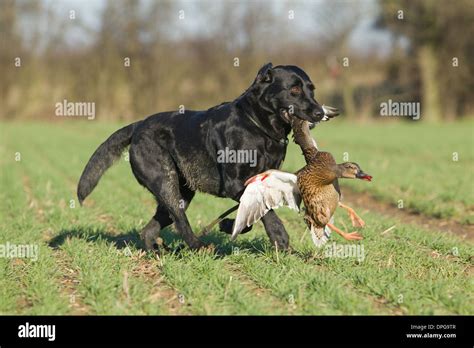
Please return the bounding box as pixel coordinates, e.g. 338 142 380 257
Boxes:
77 63 339 252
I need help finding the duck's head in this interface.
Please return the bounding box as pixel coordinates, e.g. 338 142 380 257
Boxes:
337 162 372 181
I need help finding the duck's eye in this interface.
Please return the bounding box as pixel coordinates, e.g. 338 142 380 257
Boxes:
290 86 302 95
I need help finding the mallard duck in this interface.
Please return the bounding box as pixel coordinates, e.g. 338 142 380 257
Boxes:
296 151 371 246
232 120 372 247
291 118 370 244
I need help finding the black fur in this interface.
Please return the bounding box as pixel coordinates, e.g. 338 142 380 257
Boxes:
77 63 330 252
77 122 140 204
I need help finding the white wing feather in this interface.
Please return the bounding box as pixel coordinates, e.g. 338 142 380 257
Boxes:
231 170 300 240
309 216 334 247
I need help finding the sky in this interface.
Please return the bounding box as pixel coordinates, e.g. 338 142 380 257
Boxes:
36 0 395 56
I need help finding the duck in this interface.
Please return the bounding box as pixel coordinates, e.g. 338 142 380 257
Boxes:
292 118 371 244
231 119 372 247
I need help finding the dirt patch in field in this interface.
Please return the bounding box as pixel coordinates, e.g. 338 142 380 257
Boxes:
54 250 91 314
342 188 474 241
129 250 186 314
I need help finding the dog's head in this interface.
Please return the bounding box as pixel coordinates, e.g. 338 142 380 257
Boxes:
250 63 339 127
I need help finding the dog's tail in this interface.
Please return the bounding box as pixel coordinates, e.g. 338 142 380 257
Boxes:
77 121 141 205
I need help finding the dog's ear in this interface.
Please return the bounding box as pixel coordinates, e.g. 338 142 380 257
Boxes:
255 62 273 83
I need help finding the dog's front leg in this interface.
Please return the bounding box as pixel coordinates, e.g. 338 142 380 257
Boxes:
261 210 290 250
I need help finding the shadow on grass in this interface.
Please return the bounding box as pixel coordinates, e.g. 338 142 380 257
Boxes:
201 230 270 257
201 229 324 263
48 225 272 258
48 225 194 252
48 226 145 250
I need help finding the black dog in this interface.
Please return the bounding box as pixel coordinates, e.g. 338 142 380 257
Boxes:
77 63 339 252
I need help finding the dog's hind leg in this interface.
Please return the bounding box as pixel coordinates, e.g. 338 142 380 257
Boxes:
140 189 199 252
141 186 195 251
140 206 172 251
164 191 201 250
131 145 201 251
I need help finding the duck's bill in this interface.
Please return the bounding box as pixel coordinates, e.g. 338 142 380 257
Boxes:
356 172 373 182
309 105 340 129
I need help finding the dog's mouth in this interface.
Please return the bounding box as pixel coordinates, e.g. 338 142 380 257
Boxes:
279 108 292 123
279 108 316 125
280 105 340 127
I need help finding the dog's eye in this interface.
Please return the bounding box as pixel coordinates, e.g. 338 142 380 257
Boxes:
290 86 302 95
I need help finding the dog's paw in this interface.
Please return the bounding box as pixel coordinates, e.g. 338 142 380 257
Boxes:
142 240 163 256
187 238 204 251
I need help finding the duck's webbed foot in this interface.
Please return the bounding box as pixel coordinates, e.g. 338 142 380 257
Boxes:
338 202 365 228
327 223 363 241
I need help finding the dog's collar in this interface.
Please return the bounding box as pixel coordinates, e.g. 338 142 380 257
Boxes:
244 112 288 145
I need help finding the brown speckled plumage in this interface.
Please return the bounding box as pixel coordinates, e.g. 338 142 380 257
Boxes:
291 119 341 239
297 151 340 234
291 118 318 163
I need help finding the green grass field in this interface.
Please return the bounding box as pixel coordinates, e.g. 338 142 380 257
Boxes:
0 120 473 315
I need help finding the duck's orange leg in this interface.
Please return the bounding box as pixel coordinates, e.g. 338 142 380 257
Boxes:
327 223 363 241
338 202 365 228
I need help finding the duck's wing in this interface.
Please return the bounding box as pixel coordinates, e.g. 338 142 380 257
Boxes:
321 105 340 121
307 105 340 129
232 170 301 240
